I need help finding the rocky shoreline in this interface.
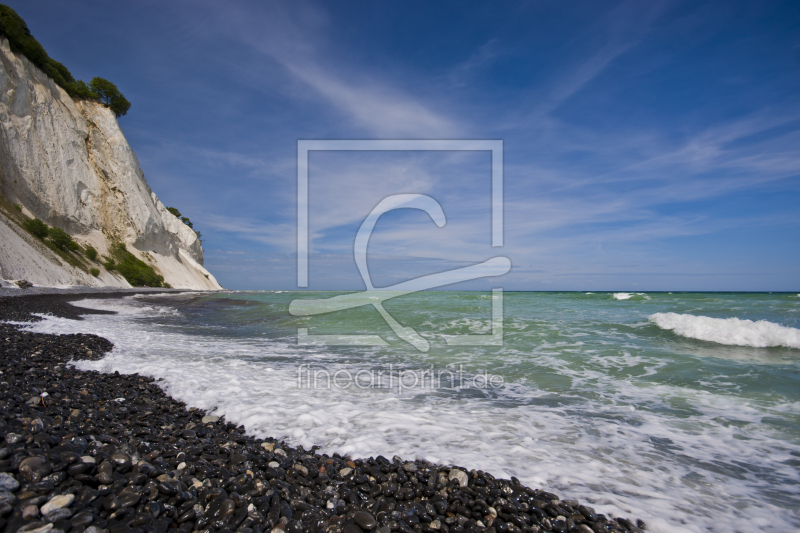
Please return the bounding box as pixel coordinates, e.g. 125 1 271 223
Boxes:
0 293 645 533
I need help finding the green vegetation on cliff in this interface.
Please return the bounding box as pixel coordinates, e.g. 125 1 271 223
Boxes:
104 244 165 287
0 4 131 117
0 201 90 273
167 206 203 241
22 217 48 239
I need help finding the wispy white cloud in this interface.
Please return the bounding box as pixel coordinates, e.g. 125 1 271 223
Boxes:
215 1 460 138
516 0 675 120
447 39 501 88
204 214 298 251
283 62 460 137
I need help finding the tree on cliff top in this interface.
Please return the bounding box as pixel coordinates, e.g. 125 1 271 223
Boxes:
0 4 130 116
90 77 131 117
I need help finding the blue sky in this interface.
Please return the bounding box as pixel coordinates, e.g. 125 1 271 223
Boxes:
13 0 800 290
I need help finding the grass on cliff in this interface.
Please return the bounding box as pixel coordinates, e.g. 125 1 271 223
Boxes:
0 196 169 288
103 243 166 287
0 194 91 273
0 5 130 116
2 196 168 286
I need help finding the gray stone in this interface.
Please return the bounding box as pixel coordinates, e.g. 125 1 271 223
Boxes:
448 469 468 487
44 508 73 523
17 524 52 533
4 433 22 444
0 473 19 491
0 490 17 506
41 494 74 515
402 462 417 472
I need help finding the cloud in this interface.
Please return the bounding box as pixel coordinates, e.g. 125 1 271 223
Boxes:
283 62 460 138
522 0 675 119
447 39 502 88
204 214 298 251
218 1 461 138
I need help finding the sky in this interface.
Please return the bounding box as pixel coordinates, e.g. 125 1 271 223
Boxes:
10 0 800 291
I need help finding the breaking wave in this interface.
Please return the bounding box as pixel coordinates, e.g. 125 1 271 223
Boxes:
613 292 650 300
649 312 800 349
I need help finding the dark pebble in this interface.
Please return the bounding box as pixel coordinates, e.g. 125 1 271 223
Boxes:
157 481 178 496
70 512 95 528
354 511 378 530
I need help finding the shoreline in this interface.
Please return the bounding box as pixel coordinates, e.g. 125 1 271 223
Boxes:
0 292 644 533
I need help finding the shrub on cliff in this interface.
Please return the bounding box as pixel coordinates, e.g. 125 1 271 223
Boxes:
23 217 48 239
110 243 165 287
85 245 98 261
47 227 80 251
167 206 199 233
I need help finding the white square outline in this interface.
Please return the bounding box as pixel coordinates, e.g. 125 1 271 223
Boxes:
296 139 503 287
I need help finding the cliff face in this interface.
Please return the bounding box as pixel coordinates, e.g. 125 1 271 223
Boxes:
0 37 222 290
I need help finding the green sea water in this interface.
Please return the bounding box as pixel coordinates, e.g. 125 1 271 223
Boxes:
31 291 800 532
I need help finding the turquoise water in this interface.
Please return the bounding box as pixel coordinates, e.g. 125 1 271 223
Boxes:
27 291 800 532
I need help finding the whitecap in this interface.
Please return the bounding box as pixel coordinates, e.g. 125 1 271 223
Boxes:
612 292 649 300
649 312 800 349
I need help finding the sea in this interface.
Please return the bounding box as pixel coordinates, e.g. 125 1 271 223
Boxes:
17 291 800 532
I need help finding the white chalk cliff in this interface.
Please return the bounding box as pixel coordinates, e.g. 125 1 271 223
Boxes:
0 37 222 290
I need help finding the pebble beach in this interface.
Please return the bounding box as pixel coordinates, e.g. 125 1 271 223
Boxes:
0 292 645 533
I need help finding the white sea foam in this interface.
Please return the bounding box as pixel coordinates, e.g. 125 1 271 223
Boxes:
69 298 183 317
649 312 800 349
612 292 649 300
16 297 800 533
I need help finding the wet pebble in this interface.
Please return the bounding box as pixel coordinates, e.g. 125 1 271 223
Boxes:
39 494 74 515
0 473 20 491
354 510 378 530
448 468 469 487
22 504 39 519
